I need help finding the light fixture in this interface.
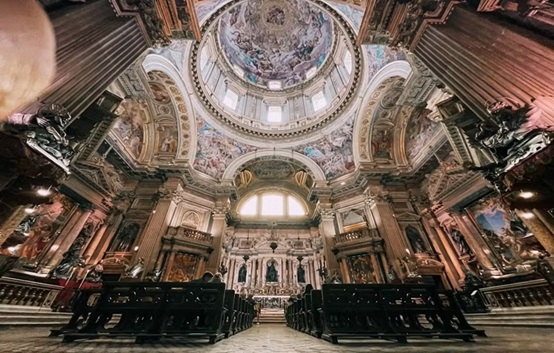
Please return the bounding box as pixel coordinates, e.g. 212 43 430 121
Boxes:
134 246 139 252
340 182 346 185
24 207 35 214
521 212 535 219
36 188 51 197
519 191 535 199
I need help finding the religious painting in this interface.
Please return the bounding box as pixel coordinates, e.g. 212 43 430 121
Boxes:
0 194 75 262
157 126 178 154
113 99 145 159
194 117 255 179
405 107 440 163
371 127 393 159
218 0 334 89
166 253 198 282
347 254 375 284
294 116 355 179
467 194 547 267
148 81 171 105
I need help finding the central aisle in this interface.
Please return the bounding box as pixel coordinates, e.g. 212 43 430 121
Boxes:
0 324 549 352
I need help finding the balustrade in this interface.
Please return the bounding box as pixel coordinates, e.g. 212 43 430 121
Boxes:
480 279 553 309
0 277 62 307
334 228 376 244
166 226 213 243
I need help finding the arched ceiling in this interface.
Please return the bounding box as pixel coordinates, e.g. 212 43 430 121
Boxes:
101 1 450 200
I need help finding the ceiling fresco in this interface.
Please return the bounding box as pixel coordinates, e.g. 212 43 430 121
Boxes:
405 107 441 163
218 0 334 89
293 115 355 179
327 2 363 33
194 117 256 179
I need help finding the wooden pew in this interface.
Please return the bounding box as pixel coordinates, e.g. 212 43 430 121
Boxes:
59 282 253 344
317 284 475 344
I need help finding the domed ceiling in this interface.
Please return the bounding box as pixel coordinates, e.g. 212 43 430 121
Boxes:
218 0 334 89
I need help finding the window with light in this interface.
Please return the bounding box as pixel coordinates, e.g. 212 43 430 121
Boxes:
239 192 307 217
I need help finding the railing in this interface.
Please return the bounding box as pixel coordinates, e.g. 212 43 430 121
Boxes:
334 228 376 244
0 276 62 307
480 279 553 309
166 226 213 243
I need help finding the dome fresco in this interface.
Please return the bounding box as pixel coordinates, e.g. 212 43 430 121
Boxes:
218 0 334 89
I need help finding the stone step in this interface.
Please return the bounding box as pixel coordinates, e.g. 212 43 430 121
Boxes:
0 304 72 327
466 305 554 328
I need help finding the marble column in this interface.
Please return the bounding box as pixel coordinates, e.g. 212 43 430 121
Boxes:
205 201 229 273
314 258 322 288
338 257 351 283
46 206 93 269
88 210 124 264
318 207 340 274
369 252 383 283
370 196 411 264
415 6 554 124
452 212 497 270
134 179 180 276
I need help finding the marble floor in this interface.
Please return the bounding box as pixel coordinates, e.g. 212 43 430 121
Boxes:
0 324 550 353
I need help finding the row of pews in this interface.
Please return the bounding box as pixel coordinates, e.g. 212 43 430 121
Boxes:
51 282 254 344
286 284 486 344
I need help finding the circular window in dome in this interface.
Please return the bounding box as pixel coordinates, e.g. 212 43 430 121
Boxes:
218 0 334 89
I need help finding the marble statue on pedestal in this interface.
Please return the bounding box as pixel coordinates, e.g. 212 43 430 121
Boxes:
266 261 278 282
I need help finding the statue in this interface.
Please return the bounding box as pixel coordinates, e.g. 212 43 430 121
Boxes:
448 226 473 256
51 223 94 279
85 261 104 283
406 226 427 254
113 223 140 252
238 263 247 283
144 268 162 282
266 261 278 283
387 264 398 283
123 257 144 278
297 264 306 283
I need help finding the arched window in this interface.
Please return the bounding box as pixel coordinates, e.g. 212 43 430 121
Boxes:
238 191 307 217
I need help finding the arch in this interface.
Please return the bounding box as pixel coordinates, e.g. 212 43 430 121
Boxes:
237 189 308 218
142 54 196 161
221 149 327 181
353 60 411 164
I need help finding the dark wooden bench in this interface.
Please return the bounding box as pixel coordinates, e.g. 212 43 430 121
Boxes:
286 284 481 344
59 282 253 344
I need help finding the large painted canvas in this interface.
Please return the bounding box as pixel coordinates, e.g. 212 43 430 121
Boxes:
218 0 334 88
0 194 75 261
468 195 547 266
167 253 198 282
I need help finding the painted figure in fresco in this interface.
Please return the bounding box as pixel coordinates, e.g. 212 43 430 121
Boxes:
297 264 306 283
238 263 247 282
372 129 392 159
113 223 140 252
406 226 427 254
266 261 278 282
159 134 177 153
